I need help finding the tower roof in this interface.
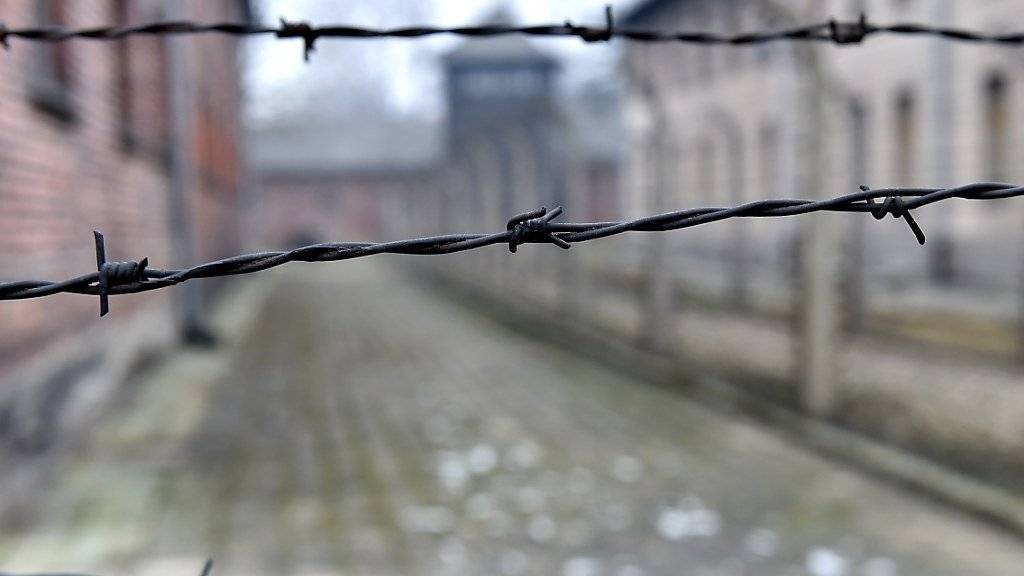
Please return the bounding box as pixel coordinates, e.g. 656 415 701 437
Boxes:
444 6 557 66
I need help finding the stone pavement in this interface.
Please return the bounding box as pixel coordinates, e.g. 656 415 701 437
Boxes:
1 261 1023 576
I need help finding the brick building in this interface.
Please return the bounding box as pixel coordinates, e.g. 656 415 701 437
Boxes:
0 0 251 371
251 114 439 247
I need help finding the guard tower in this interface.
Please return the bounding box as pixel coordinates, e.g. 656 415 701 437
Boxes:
443 7 564 217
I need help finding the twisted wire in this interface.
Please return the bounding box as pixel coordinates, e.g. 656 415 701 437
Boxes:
1 183 1021 314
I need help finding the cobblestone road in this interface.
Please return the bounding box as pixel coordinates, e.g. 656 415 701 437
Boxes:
2 262 1023 576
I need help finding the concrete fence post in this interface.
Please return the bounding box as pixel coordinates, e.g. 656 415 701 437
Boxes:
560 153 590 321
638 138 675 351
796 42 840 417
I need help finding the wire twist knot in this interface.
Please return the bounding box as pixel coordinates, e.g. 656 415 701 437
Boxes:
277 18 319 62
93 231 148 317
862 186 926 245
101 260 148 285
506 206 571 253
567 5 614 43
829 13 869 44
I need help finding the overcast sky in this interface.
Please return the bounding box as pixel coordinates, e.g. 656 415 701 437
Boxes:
245 0 637 124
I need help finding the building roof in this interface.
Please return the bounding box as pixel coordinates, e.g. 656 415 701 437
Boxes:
444 6 557 66
250 114 440 176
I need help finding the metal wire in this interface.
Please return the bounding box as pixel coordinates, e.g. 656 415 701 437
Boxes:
2 9 1024 61
2 183 1022 316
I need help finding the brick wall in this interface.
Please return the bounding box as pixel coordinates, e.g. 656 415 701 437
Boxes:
257 170 437 249
0 0 248 371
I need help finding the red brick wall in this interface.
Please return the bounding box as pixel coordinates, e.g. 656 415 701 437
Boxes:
257 171 436 249
0 0 247 370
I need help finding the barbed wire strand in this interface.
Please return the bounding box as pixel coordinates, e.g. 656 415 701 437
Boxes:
1 9 1024 61
1 183 1022 316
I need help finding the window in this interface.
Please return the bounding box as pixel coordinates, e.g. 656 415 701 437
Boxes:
758 122 779 197
984 73 1009 182
458 69 543 99
849 99 869 184
693 6 713 82
29 0 77 123
753 5 781 65
698 137 718 204
722 1 741 72
115 0 135 150
894 88 916 185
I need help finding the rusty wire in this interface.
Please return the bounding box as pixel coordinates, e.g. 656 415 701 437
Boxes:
1 9 1024 61
1 183 1022 316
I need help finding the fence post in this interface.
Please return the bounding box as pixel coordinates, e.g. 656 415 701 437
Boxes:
639 136 676 351
799 213 840 415
796 43 839 416
560 151 590 321
636 145 673 349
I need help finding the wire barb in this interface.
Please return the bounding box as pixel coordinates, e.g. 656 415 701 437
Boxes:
276 18 318 62
829 13 870 44
506 206 572 253
93 231 148 317
862 185 926 245
566 4 614 43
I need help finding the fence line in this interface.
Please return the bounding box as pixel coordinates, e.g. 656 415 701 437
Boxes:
1 183 1021 316
3 9 1024 61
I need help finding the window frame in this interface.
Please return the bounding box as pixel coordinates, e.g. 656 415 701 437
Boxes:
27 0 78 124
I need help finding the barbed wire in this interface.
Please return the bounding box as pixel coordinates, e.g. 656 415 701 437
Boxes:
2 8 1024 61
1 183 1021 316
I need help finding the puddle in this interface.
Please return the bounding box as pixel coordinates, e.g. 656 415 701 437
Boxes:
399 506 455 535
563 556 602 576
527 515 557 543
466 444 498 475
656 503 722 541
611 455 644 484
806 546 849 576
744 528 780 558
